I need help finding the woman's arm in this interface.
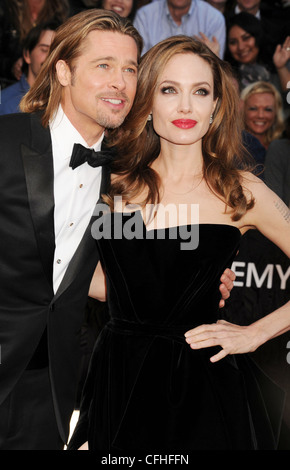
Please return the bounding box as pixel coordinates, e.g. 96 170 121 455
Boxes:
185 301 290 363
88 261 107 302
185 176 290 361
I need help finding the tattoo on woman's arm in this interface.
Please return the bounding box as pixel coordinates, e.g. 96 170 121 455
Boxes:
274 199 290 223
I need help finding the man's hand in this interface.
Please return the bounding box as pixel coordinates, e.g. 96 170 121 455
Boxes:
219 268 236 308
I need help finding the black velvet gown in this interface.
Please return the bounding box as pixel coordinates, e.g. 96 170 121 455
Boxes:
68 211 284 451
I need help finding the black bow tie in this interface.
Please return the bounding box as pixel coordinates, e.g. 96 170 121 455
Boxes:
69 143 115 170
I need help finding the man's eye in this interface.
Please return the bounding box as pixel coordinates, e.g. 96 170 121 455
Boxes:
97 64 108 69
125 67 136 74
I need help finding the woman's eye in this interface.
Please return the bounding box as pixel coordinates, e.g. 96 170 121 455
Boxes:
195 89 208 96
161 86 176 94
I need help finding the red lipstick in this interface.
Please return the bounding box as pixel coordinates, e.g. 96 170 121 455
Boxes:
172 119 197 129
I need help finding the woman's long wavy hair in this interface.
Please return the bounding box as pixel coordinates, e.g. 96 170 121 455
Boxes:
241 81 285 147
7 0 69 41
106 35 255 221
20 9 143 126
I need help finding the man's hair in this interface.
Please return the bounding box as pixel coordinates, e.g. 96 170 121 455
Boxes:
22 20 61 54
20 9 143 126
21 20 61 75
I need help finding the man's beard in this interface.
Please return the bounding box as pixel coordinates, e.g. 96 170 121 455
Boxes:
96 109 128 130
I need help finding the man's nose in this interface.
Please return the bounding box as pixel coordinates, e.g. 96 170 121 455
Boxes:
110 68 126 91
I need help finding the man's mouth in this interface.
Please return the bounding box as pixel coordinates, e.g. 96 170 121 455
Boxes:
101 98 123 105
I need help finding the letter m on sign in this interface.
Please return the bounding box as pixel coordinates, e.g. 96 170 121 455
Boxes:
246 263 274 288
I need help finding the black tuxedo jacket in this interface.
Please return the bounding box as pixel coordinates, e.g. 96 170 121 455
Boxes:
0 112 110 443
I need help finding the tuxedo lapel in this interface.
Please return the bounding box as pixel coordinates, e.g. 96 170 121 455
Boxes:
21 114 55 287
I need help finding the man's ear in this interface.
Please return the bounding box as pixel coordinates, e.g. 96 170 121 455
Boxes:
55 60 71 86
23 49 31 65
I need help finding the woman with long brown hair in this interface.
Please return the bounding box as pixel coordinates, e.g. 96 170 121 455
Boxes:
68 35 290 451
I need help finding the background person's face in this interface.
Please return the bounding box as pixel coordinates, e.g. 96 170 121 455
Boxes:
167 0 192 10
244 92 276 138
237 0 261 13
24 29 55 81
228 25 259 64
102 0 133 17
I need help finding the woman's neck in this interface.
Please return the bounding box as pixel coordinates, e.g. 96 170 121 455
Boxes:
153 143 203 180
151 145 204 199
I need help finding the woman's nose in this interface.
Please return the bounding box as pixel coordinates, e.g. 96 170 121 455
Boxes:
177 93 192 113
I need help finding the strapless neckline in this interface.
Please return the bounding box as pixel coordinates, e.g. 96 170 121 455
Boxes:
119 209 241 236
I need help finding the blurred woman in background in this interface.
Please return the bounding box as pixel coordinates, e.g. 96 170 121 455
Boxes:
241 81 285 150
225 12 289 94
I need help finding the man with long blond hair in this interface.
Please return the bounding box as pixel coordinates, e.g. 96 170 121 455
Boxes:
0 9 234 450
0 9 142 450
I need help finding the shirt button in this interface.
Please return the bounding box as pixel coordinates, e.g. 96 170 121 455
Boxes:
56 259 62 264
69 223 74 227
79 184 83 188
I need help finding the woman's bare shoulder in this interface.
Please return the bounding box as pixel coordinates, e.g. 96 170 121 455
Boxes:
239 171 268 199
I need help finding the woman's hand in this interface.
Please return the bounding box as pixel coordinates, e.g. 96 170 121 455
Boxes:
196 32 220 57
273 36 290 91
184 320 259 363
273 36 290 70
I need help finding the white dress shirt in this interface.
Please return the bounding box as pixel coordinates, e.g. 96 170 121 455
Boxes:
235 5 261 18
50 105 104 293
